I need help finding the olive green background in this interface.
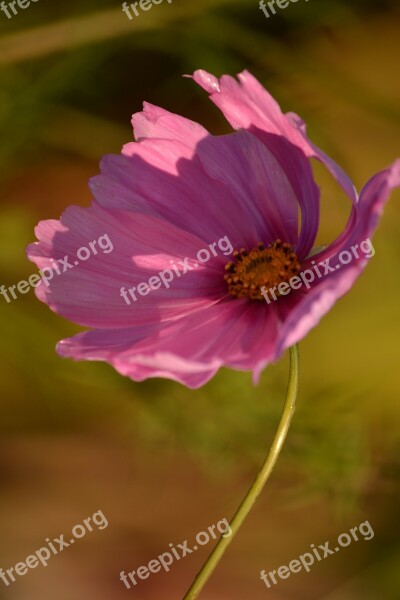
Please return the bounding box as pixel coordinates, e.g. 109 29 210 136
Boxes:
0 0 399 598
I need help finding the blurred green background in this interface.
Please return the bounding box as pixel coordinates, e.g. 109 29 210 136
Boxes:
0 0 399 598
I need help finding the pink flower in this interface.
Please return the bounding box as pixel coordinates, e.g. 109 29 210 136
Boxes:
27 70 400 388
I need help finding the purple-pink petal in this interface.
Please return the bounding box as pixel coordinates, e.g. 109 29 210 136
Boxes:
27 202 225 328
58 299 280 389
270 159 400 368
191 69 357 204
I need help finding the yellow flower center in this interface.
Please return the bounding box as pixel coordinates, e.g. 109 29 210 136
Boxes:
224 240 301 301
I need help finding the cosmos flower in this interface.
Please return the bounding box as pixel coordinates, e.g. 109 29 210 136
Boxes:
27 70 400 388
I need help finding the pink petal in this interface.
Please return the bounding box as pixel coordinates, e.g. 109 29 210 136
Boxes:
57 299 280 389
195 130 299 246
191 69 357 204
269 159 400 367
132 102 209 146
196 129 320 256
27 201 226 329
90 136 274 249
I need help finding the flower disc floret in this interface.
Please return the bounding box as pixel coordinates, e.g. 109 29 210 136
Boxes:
224 240 301 300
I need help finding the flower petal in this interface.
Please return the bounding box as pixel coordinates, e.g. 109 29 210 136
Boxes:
27 201 227 329
195 129 320 256
270 159 400 365
131 101 209 146
195 130 299 246
57 299 280 389
191 69 357 203
90 137 267 248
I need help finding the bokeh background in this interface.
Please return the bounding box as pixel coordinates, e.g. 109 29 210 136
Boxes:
0 0 399 598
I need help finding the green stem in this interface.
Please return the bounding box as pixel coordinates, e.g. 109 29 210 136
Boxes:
183 344 300 600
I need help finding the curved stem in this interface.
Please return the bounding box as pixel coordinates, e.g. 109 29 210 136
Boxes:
183 344 300 600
